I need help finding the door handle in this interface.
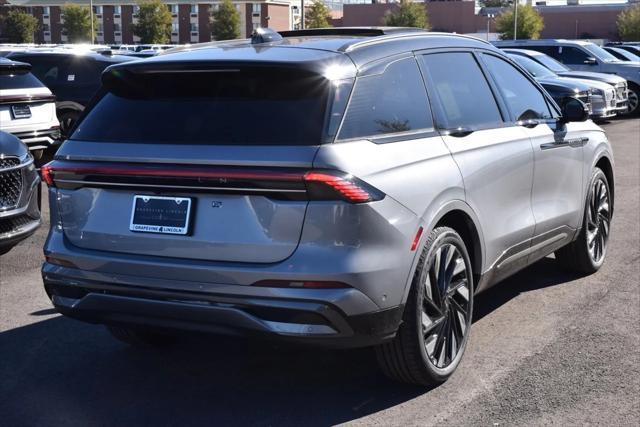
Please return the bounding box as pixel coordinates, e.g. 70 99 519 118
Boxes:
540 137 589 150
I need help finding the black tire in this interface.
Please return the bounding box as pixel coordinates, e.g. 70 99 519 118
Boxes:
624 83 639 117
58 109 81 139
375 227 474 386
556 168 612 274
107 325 176 347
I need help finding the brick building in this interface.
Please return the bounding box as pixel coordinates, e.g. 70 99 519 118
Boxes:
3 0 299 45
341 0 633 41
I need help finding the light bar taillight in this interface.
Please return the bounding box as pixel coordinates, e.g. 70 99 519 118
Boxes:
41 161 384 204
303 170 384 204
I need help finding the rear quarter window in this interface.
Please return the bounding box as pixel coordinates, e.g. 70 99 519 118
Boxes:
338 57 433 140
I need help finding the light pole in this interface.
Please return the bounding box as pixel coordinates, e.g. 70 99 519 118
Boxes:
300 0 304 30
486 13 494 41
513 0 518 40
90 0 95 44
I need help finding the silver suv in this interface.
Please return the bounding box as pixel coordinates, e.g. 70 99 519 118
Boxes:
41 29 614 386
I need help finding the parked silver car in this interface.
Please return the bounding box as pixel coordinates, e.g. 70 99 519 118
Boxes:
41 28 614 386
0 131 41 255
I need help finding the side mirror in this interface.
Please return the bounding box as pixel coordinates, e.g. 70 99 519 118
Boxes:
559 97 590 123
583 57 598 65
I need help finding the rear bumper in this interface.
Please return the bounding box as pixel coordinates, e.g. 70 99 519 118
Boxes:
42 264 404 348
8 126 61 151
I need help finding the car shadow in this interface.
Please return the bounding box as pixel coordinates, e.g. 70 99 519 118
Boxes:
0 257 580 426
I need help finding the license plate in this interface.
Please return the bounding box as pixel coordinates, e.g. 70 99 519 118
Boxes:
129 195 192 235
11 104 31 119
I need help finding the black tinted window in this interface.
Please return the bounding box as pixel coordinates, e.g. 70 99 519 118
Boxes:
557 47 590 65
72 68 331 145
483 54 552 121
11 56 66 85
0 72 45 89
420 52 502 129
338 57 433 140
66 59 104 84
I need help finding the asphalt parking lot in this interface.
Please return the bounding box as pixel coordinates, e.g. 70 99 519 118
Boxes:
1 118 639 426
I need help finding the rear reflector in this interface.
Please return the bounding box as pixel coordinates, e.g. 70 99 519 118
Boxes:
411 227 424 251
253 280 351 289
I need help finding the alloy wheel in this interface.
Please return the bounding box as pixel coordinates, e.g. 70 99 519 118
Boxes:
421 243 471 369
586 177 611 263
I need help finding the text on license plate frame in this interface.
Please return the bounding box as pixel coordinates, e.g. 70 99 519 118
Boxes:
11 104 32 119
129 195 192 235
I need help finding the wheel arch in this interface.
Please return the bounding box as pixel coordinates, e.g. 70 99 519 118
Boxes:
401 201 486 305
594 154 615 217
55 101 84 113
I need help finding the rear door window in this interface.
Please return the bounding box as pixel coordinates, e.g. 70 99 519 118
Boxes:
482 54 553 121
72 67 333 145
419 52 503 130
338 57 433 140
556 46 591 65
11 56 67 86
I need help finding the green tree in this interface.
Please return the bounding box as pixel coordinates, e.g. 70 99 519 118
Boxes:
132 0 172 44
384 0 430 30
495 5 544 40
211 0 240 41
480 0 510 7
617 4 640 42
305 0 332 29
1 9 39 43
61 3 96 43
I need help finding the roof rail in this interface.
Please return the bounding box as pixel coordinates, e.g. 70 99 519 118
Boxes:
343 31 492 52
279 27 427 38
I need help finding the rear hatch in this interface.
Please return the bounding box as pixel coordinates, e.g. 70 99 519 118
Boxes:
48 59 354 263
0 60 56 132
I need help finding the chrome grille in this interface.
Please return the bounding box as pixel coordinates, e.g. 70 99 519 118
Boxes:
0 157 23 210
616 82 627 101
0 157 20 169
0 214 32 234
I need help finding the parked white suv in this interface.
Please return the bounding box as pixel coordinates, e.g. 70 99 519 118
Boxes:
0 58 60 161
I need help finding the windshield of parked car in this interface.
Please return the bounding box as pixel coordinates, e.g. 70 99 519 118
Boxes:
510 55 556 78
530 53 569 73
583 43 621 62
72 67 345 145
611 48 640 62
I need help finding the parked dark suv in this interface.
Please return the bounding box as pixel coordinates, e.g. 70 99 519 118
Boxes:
7 50 134 138
0 131 41 255
42 28 614 386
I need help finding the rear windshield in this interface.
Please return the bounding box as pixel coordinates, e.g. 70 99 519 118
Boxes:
0 72 45 90
71 67 336 145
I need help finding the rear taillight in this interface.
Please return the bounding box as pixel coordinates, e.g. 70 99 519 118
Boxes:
253 280 351 289
40 161 384 204
40 162 54 186
303 170 384 204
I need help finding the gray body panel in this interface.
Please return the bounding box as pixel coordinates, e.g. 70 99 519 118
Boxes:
43 32 615 347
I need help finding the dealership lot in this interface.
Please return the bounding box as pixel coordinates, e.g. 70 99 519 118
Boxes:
1 118 638 426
